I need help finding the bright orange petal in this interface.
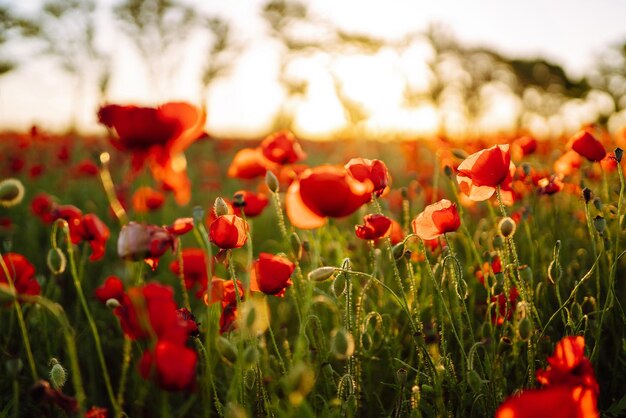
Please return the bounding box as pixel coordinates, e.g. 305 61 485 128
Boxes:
285 180 327 229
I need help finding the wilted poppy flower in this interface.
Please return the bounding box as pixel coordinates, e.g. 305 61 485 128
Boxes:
0 253 39 296
411 199 461 240
571 131 606 162
98 102 205 205
30 379 77 414
286 165 373 229
117 222 176 269
169 248 211 298
457 144 511 201
209 215 248 249
139 339 197 391
232 190 269 218
355 214 393 241
132 187 165 213
250 253 295 297
227 148 273 179
345 158 389 197
260 130 306 165
496 336 599 418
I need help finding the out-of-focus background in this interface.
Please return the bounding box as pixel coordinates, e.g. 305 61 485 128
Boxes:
1 0 626 140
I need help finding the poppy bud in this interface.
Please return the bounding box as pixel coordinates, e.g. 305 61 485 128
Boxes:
400 187 409 199
603 236 611 251
308 267 336 282
392 242 406 260
493 235 504 249
0 178 25 208
452 149 469 159
615 147 623 163
285 363 315 406
518 317 532 340
396 368 408 386
593 215 606 235
592 197 602 211
216 336 238 365
192 206 205 225
498 217 516 238
518 265 533 283
290 232 302 260
421 384 435 396
467 370 483 392
5 358 23 379
105 298 121 309
49 358 67 389
265 171 279 193
242 346 259 368
214 198 230 217
443 165 454 178
46 248 66 275
330 328 355 360
521 163 531 177
582 188 593 204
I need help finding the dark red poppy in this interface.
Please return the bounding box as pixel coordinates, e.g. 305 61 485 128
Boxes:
219 302 238 334
74 159 99 177
232 190 269 218
496 336 599 418
355 214 393 241
31 193 56 223
259 130 306 165
138 339 197 391
176 307 200 338
0 253 39 296
132 187 165 213
411 199 461 240
169 248 211 298
491 287 519 325
457 144 511 201
250 253 295 297
72 214 110 261
286 165 373 229
571 131 606 162
29 164 44 178
345 158 389 197
30 380 77 414
209 215 248 249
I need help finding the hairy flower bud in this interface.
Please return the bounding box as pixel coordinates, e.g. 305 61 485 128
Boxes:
307 267 336 282
49 358 67 390
0 178 25 208
498 217 516 238
265 171 279 193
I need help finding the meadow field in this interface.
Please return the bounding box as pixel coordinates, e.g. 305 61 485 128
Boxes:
0 110 625 417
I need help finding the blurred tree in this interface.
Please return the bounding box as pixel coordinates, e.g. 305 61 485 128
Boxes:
114 0 200 99
589 41 626 112
200 16 238 105
27 0 111 128
0 4 38 77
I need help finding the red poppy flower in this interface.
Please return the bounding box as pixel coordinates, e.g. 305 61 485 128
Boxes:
31 193 56 223
139 339 197 391
209 215 248 249
95 276 125 304
227 148 274 179
345 158 390 197
475 255 502 286
250 253 295 297
232 190 269 218
72 214 110 261
571 131 606 162
166 217 195 236
98 102 205 205
117 222 176 269
457 144 511 201
286 165 373 229
29 164 44 178
259 130 306 165
204 278 244 307
85 406 109 418
537 175 564 195
0 253 39 296
169 248 211 299
176 307 200 338
219 302 238 334
132 187 165 213
513 135 537 157
496 336 599 418
355 214 393 241
411 199 461 240
74 159 99 177
491 287 519 325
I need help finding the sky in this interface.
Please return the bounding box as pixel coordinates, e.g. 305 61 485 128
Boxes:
1 0 626 138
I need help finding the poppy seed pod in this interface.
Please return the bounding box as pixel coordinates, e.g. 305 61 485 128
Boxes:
498 217 516 238
0 178 25 208
615 147 623 163
582 187 593 204
593 216 606 235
